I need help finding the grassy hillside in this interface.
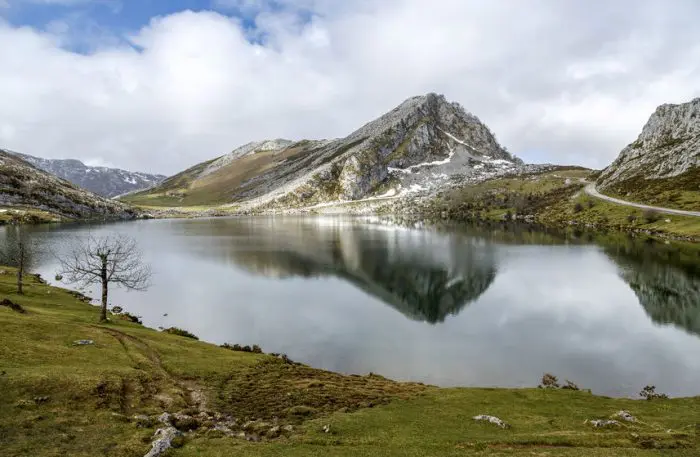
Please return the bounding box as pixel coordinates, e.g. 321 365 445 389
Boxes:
0 150 136 221
122 141 335 208
600 167 700 212
413 168 700 240
1 270 698 456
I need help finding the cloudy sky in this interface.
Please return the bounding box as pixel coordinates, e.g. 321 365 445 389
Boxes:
0 0 699 175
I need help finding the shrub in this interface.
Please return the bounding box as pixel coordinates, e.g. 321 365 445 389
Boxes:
639 385 668 400
540 373 559 388
221 343 264 354
587 200 595 209
163 327 199 340
643 209 660 223
627 214 637 224
562 380 580 390
573 202 584 213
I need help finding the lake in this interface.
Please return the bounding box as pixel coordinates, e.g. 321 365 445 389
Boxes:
9 216 700 398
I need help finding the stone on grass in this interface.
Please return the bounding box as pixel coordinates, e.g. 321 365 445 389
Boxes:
587 419 620 428
158 412 172 425
72 340 94 346
473 415 510 429
144 427 181 457
616 411 636 422
267 426 281 438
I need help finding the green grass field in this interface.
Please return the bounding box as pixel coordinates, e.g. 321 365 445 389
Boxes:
1 270 698 456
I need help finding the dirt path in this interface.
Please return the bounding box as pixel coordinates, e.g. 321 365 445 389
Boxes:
584 183 700 217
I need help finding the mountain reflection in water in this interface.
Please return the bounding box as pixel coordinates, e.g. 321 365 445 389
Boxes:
605 242 700 338
182 217 498 323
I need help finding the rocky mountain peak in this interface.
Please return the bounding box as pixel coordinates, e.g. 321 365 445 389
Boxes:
598 97 700 189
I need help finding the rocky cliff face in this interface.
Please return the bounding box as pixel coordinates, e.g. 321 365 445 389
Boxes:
0 150 137 220
125 93 523 209
597 98 700 191
9 151 166 198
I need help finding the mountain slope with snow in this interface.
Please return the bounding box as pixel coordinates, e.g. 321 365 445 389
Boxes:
124 93 523 209
9 151 166 198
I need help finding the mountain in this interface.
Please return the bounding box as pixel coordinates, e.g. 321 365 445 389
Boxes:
597 98 700 206
0 150 137 220
124 93 522 209
9 151 166 198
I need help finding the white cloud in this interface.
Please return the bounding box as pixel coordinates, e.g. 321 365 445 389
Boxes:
0 0 699 175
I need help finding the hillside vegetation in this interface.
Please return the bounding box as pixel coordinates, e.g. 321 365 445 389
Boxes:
1 270 698 456
408 168 700 240
0 150 136 221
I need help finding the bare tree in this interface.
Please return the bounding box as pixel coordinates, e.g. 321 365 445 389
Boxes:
0 226 36 295
58 234 151 322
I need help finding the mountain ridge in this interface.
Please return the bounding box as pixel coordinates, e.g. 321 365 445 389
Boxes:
7 150 166 198
124 93 523 209
0 150 137 220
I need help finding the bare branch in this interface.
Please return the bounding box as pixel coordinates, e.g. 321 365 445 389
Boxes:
58 233 152 321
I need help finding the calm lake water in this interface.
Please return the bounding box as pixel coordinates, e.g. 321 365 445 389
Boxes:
9 217 700 397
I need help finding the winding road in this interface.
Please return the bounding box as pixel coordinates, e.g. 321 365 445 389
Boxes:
584 183 700 218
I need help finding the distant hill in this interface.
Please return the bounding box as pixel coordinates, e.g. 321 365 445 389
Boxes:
0 150 136 221
123 93 523 209
597 98 700 210
9 151 165 198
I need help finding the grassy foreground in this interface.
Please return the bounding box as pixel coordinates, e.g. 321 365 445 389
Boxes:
1 271 699 456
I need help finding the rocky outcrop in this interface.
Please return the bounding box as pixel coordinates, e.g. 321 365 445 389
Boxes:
598 98 700 190
0 150 137 220
8 150 165 198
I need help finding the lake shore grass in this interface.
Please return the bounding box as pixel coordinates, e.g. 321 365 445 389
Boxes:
1 269 698 456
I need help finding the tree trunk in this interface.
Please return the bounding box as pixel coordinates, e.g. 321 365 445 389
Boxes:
17 241 24 295
100 257 108 322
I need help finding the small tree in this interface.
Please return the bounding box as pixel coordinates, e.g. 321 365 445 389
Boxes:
58 234 151 322
0 226 36 295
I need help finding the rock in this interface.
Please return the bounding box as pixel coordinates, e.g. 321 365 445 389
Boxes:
245 433 261 442
72 340 94 346
473 415 510 429
212 424 234 436
282 425 294 433
616 411 636 422
33 396 50 404
587 419 620 428
144 427 181 457
0 299 26 314
158 413 172 426
267 426 281 438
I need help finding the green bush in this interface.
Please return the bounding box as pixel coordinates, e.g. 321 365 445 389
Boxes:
163 327 199 340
